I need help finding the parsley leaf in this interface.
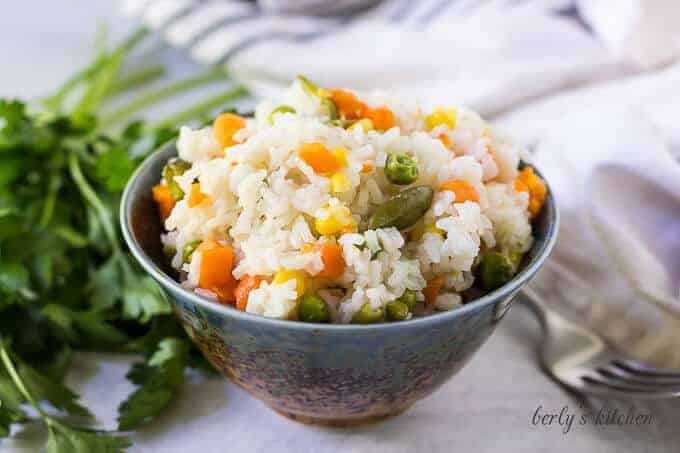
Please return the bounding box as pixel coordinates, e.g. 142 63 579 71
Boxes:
46 421 131 453
117 338 188 430
0 402 25 438
17 358 91 418
41 304 128 347
121 270 171 323
95 147 136 192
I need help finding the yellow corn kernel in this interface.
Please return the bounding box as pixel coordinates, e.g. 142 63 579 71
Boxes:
330 172 351 193
273 269 306 296
331 147 348 167
411 223 443 241
315 204 355 236
426 107 457 131
348 118 373 132
426 224 444 236
301 243 315 254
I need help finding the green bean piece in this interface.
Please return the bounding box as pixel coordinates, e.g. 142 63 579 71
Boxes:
352 303 385 324
267 105 296 124
322 98 339 120
298 294 331 323
368 186 434 230
297 75 320 97
384 153 418 185
386 300 409 321
397 289 418 311
480 251 515 290
182 240 201 263
162 158 191 201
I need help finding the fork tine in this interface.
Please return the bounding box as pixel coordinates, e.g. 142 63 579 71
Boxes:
581 375 680 399
612 359 680 378
598 365 680 386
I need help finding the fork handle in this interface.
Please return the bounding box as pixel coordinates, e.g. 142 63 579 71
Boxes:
518 286 556 330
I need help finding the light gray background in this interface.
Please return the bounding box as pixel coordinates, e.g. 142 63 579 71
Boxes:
1 2 678 452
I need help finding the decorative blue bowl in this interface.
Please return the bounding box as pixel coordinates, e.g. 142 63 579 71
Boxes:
121 142 559 426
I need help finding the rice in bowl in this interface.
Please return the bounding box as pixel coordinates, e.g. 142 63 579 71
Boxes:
152 76 547 324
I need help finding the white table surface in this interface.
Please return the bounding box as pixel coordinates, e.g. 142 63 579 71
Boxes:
1 2 678 452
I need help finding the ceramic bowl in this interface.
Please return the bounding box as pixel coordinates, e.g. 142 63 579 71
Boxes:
121 142 559 426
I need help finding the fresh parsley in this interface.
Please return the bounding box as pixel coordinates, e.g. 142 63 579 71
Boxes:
0 25 247 450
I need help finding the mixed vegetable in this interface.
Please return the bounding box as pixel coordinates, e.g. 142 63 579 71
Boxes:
154 76 548 325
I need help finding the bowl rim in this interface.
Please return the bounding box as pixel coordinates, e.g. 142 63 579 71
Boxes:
121 141 559 331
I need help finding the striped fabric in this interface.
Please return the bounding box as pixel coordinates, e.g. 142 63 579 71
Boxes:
122 0 582 65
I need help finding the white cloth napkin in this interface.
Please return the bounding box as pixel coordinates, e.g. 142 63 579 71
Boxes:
498 63 680 366
123 0 680 113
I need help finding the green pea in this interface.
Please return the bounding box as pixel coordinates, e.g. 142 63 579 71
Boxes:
480 251 516 290
182 240 201 263
352 303 385 324
267 105 296 124
397 289 418 311
163 245 176 258
384 153 418 185
162 158 191 201
386 300 409 321
298 294 331 323
368 186 434 231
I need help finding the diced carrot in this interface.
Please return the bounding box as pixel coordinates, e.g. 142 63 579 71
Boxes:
152 184 175 220
515 166 547 218
197 239 235 304
188 182 210 207
514 178 529 193
329 89 367 120
235 275 265 311
299 142 343 174
316 243 345 279
423 276 445 306
439 133 452 149
364 107 395 131
213 113 246 149
439 179 480 203
360 162 373 173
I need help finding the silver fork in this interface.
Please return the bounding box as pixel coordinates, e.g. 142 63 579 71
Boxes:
520 286 680 399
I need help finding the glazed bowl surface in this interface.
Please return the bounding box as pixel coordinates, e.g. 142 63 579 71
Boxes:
120 142 559 426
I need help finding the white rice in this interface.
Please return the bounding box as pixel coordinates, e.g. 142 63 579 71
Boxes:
159 79 535 322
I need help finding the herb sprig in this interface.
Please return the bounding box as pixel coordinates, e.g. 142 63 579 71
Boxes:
0 27 246 450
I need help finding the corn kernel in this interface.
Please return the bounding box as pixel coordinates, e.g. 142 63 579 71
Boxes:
315 204 355 236
273 269 306 296
301 243 315 253
330 172 351 193
331 147 348 167
349 118 373 132
426 224 444 236
426 107 457 131
411 223 443 241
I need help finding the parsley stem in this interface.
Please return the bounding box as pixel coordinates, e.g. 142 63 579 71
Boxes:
99 67 231 129
38 173 61 229
0 342 47 418
150 85 248 130
68 152 119 252
107 64 166 97
43 27 149 113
